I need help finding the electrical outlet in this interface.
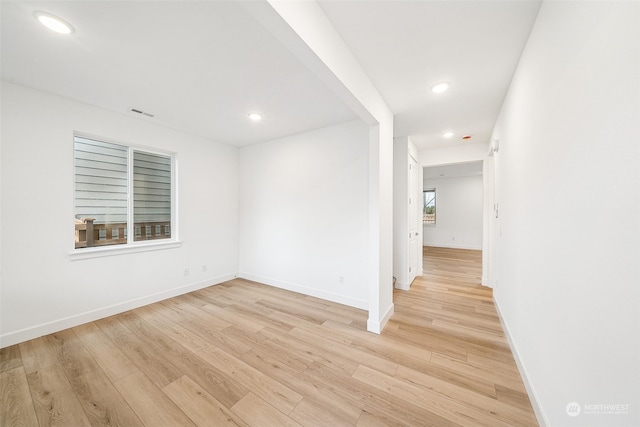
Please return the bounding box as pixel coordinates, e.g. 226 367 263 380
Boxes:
202 264 207 272
339 276 344 284
184 268 190 276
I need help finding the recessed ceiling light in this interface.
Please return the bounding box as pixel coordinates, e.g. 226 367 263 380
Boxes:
34 11 74 34
442 131 454 138
431 81 451 94
248 113 262 121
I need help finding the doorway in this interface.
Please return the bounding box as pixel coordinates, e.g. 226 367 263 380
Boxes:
421 161 484 282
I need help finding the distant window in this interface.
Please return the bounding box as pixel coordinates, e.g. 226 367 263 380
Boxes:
423 189 436 224
74 135 175 249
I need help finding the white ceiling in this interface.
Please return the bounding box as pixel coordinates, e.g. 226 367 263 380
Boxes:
1 1 541 150
318 0 542 151
0 1 357 146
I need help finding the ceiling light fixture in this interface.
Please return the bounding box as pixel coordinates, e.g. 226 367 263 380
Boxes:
442 131 454 138
248 113 262 121
431 81 451 94
34 11 74 34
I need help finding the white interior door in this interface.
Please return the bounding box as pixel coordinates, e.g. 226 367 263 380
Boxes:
408 157 418 285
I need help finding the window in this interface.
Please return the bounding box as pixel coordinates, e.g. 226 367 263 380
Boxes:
74 135 174 250
423 189 436 224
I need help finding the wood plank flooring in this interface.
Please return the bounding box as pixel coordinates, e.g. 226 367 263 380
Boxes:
1 246 537 426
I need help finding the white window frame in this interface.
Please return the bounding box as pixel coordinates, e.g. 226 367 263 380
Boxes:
70 133 180 260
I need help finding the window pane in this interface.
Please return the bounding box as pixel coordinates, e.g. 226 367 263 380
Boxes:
74 137 128 248
133 151 171 241
423 189 436 224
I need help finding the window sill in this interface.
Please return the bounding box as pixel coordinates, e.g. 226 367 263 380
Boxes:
69 240 182 261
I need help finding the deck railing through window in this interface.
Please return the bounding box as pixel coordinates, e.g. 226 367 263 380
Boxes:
75 218 171 249
423 213 436 224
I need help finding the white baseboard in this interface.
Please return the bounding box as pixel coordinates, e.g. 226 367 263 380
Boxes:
0 273 236 349
238 272 368 310
367 302 394 334
493 295 548 427
394 280 411 290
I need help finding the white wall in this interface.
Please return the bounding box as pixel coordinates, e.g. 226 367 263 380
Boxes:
0 81 239 347
245 0 395 332
419 142 488 169
489 2 640 426
239 120 369 309
423 175 483 250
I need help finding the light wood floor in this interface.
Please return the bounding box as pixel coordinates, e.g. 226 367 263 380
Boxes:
1 246 537 426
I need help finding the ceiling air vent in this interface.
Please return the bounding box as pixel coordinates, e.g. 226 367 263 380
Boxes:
130 108 154 118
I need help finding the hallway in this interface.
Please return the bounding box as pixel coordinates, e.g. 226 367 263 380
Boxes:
390 246 537 425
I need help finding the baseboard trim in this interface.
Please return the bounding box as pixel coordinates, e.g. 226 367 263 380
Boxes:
394 280 411 290
493 295 548 427
0 273 236 348
238 272 368 311
367 302 394 334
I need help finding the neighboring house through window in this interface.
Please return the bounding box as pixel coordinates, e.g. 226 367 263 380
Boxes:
74 135 175 249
